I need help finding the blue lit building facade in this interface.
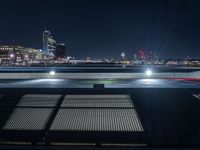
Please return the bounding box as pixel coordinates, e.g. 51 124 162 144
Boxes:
43 30 57 57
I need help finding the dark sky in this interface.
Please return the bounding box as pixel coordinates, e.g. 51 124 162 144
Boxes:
0 0 200 59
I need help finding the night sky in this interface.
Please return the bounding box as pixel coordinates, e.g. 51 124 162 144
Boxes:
0 0 200 59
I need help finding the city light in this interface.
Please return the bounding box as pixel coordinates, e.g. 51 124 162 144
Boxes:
50 70 56 75
10 54 14 58
146 69 152 77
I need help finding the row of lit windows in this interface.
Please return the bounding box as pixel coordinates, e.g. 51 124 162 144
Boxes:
0 48 39 53
0 56 35 59
0 48 14 50
0 57 10 60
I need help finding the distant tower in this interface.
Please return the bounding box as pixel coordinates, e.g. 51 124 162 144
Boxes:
55 43 66 59
43 30 49 54
121 52 125 59
43 30 57 56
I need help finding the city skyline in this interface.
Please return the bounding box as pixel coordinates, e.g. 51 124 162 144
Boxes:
1 0 200 59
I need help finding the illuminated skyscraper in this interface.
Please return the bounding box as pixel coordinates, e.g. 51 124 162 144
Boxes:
43 30 57 57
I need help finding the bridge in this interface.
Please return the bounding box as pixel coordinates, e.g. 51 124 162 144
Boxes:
0 66 200 149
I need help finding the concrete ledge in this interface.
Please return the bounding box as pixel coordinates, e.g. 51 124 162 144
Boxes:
0 71 199 79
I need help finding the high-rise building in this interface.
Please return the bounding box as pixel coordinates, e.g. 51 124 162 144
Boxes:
43 30 57 57
55 43 66 59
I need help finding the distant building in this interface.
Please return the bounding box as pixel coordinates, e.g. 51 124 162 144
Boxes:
0 45 42 65
55 43 66 59
43 30 57 57
121 52 125 59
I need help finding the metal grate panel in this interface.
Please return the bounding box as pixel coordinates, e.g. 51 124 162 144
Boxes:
17 94 61 107
50 108 143 132
61 95 134 108
2 108 52 130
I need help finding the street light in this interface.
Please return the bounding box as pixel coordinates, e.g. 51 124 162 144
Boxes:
146 69 152 77
50 70 56 75
10 53 14 58
9 53 15 65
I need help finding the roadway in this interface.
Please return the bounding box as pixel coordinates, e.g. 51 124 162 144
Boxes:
0 78 199 88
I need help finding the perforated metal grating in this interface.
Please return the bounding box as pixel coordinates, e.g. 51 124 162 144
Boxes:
17 94 61 107
61 95 134 108
50 108 143 132
2 108 52 130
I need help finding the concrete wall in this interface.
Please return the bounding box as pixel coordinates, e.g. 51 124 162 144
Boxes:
0 71 199 79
